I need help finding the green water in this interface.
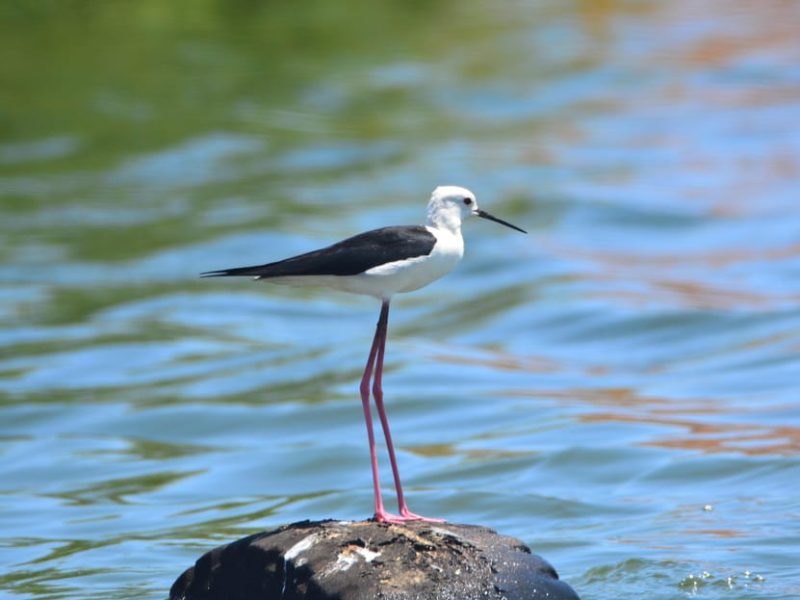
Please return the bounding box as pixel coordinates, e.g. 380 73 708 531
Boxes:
2 1 799 598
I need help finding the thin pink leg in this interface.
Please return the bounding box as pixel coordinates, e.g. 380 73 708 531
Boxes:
360 301 402 523
372 300 444 523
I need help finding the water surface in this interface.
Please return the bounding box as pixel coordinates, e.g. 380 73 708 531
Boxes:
1 1 799 598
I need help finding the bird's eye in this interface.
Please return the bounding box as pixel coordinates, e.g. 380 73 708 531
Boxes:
463 198 473 206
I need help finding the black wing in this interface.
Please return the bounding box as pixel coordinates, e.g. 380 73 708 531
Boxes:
201 225 436 279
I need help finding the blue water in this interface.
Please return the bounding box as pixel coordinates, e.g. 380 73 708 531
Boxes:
1 1 799 598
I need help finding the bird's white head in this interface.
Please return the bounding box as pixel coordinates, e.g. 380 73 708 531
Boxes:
426 186 478 232
426 185 527 235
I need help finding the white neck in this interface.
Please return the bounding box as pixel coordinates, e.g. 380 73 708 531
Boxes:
426 205 463 234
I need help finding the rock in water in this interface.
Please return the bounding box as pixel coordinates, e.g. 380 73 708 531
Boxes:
170 519 580 600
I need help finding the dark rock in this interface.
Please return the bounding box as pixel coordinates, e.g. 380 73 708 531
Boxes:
170 519 580 600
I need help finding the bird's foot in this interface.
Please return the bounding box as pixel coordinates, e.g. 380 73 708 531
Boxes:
373 508 445 524
399 508 446 523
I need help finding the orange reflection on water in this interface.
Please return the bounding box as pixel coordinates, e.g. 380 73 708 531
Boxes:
562 242 800 270
434 350 562 374
678 528 743 539
588 274 800 310
548 241 800 310
504 384 799 457
583 410 800 456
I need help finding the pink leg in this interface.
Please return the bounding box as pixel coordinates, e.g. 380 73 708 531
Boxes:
372 300 444 523
360 301 402 523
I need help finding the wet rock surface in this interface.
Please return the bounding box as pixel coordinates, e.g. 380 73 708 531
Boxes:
170 519 581 600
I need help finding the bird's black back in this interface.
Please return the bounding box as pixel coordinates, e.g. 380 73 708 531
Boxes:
201 225 436 279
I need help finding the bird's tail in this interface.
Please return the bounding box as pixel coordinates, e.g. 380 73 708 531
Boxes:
200 264 270 278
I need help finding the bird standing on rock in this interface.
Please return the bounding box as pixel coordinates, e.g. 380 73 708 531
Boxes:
202 185 527 523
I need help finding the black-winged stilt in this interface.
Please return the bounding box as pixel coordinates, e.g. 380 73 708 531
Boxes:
202 185 526 523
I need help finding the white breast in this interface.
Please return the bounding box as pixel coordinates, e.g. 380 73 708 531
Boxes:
360 226 464 296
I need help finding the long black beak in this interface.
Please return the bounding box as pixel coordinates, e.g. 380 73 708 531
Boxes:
475 209 527 234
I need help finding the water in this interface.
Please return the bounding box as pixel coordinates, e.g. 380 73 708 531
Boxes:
1 1 799 598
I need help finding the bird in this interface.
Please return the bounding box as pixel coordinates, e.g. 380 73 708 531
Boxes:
201 185 526 523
